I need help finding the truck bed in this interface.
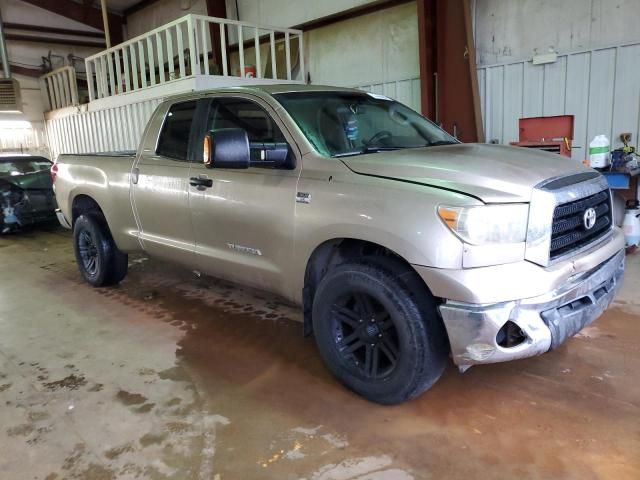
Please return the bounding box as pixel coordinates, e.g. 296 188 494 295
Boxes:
53 152 141 252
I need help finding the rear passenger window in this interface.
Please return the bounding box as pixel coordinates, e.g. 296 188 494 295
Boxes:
156 101 197 160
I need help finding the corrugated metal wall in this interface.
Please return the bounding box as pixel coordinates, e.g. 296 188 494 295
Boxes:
478 42 640 161
0 124 47 154
45 98 164 159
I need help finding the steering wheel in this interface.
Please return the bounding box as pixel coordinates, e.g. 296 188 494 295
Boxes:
365 130 393 147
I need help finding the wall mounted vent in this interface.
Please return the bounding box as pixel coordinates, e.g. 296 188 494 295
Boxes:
0 78 22 112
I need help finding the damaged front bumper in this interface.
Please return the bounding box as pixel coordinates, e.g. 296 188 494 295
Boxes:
439 249 625 368
1 181 57 233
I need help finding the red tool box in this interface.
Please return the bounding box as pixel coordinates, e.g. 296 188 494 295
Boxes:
510 115 574 157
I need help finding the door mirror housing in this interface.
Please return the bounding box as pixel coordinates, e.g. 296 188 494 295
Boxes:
250 142 294 169
203 128 250 169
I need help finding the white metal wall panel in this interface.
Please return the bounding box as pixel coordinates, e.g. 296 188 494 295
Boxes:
45 98 164 159
0 124 47 155
586 49 616 148
542 56 566 116
478 42 640 162
612 45 640 145
486 66 504 144
503 63 523 144
565 52 591 162
522 61 543 118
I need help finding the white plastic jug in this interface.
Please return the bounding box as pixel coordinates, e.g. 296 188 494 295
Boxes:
589 135 611 168
623 206 640 247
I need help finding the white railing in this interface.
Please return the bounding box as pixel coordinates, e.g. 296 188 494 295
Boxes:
85 14 304 101
40 66 79 110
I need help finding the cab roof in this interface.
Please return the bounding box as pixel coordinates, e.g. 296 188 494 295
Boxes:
203 83 365 96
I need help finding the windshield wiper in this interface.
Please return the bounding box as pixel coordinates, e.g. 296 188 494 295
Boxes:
331 142 458 157
427 140 458 147
331 146 402 158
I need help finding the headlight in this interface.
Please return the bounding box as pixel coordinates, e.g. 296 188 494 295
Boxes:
438 204 529 245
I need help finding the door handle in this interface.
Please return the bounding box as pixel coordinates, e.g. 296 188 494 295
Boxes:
189 176 213 188
132 167 140 185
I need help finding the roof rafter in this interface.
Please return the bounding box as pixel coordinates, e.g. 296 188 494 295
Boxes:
20 0 123 44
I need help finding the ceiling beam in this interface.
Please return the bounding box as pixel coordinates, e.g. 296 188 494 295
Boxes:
9 64 43 77
4 22 105 38
292 0 414 31
11 63 88 86
6 33 106 49
124 0 161 17
20 0 123 44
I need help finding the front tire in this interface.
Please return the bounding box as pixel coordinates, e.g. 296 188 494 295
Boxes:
73 214 128 287
312 259 448 405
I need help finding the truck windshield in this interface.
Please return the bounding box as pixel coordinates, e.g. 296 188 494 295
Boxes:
273 91 458 157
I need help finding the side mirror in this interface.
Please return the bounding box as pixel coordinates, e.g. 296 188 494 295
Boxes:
251 142 293 169
203 128 250 169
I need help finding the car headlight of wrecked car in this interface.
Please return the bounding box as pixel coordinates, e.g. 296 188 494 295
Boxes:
438 204 529 245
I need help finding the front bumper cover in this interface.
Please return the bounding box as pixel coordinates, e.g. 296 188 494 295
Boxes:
439 249 624 367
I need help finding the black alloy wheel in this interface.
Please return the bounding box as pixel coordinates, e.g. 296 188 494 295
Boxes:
331 292 400 379
73 213 128 287
312 259 449 405
77 229 100 276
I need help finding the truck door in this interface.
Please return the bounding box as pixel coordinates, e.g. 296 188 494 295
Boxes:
131 99 201 266
188 95 300 298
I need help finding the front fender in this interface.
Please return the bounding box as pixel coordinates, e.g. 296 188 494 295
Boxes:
289 164 475 303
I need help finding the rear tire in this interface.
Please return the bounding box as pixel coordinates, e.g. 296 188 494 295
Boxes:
73 214 128 287
312 258 448 405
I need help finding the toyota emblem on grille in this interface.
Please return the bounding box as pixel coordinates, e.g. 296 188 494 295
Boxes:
583 207 597 230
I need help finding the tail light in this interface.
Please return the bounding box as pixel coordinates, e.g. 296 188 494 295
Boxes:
50 161 58 183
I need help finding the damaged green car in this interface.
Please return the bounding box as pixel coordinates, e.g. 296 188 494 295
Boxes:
0 155 57 233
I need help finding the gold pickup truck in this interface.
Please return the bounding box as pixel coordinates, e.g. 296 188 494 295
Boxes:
52 85 625 404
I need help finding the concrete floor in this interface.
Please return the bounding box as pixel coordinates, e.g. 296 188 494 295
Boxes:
0 226 639 480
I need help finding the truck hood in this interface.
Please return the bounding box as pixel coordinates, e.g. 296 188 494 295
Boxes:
341 143 592 203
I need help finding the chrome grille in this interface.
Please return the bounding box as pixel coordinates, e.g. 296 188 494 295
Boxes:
549 190 611 260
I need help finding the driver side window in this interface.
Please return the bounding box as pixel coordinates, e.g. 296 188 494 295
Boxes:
207 97 293 168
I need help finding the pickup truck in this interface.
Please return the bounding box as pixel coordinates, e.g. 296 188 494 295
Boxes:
53 85 625 405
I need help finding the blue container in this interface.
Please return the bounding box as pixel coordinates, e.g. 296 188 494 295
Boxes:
602 172 630 189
